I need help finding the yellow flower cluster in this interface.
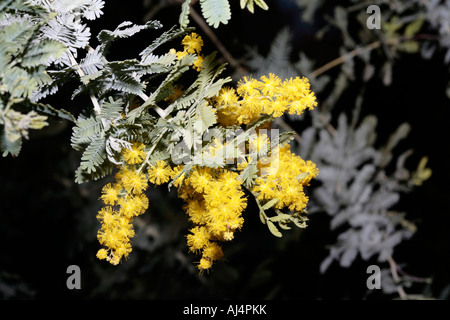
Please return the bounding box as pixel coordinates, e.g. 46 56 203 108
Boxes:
215 74 317 126
251 143 319 213
96 142 174 265
171 32 204 72
177 166 247 272
94 39 319 271
96 168 149 265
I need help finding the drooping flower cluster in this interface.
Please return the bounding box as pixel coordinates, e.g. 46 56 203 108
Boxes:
177 166 247 271
96 142 174 265
251 143 319 213
215 74 317 126
96 166 149 264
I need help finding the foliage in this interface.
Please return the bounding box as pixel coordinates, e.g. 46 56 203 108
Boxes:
244 0 440 297
0 0 319 273
0 0 75 156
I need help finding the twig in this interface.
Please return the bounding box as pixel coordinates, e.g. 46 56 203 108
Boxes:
273 118 302 144
387 254 408 300
138 93 167 118
310 41 382 79
310 33 440 79
68 51 107 127
138 128 167 173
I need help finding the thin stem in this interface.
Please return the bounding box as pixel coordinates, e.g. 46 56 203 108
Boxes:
311 33 440 79
137 128 167 173
387 254 408 300
311 41 382 79
273 118 302 144
138 93 167 118
68 51 107 127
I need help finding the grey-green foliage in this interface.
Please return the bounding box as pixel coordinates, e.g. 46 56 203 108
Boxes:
0 0 81 157
178 0 268 29
423 0 450 63
1 0 232 184
299 110 419 272
69 20 199 183
244 5 431 284
68 18 263 186
246 28 297 79
295 0 450 87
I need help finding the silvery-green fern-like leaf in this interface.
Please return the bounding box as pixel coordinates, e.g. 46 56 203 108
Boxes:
98 20 162 48
139 25 192 62
0 128 22 157
3 0 48 16
179 0 192 29
80 0 104 20
79 133 107 174
200 0 231 28
71 115 104 150
80 46 104 75
21 39 66 67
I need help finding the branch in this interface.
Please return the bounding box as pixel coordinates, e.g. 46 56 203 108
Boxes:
310 33 440 79
138 93 167 118
137 128 167 173
273 118 302 144
310 41 382 79
387 254 408 300
68 51 107 127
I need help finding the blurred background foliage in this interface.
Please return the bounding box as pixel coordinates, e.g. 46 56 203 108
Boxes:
1 0 450 299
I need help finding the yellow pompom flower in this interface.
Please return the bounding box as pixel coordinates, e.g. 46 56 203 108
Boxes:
216 87 239 106
198 257 213 271
181 32 203 54
237 76 260 97
118 194 149 218
189 166 213 193
217 170 241 190
186 226 211 252
100 183 121 205
114 242 132 260
96 248 108 260
148 160 173 185
118 168 148 195
96 205 117 225
202 242 223 262
122 142 146 165
183 198 207 225
260 73 282 96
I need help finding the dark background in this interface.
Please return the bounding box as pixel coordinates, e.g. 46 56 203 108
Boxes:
0 0 449 300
